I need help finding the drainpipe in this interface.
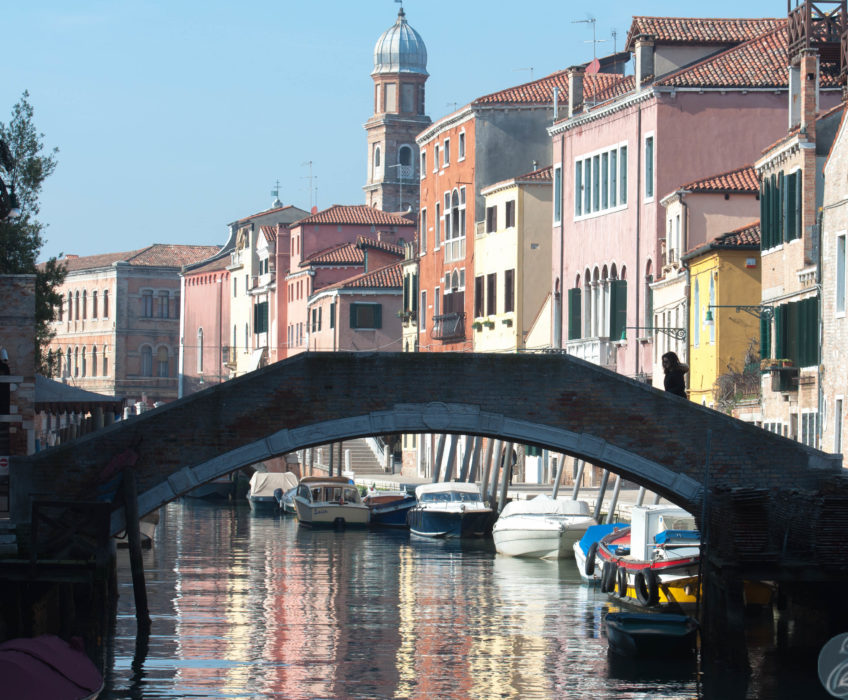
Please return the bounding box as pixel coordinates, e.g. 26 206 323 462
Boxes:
557 131 566 348
635 108 642 378
178 274 186 398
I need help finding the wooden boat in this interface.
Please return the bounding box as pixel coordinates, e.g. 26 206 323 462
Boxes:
247 471 298 511
572 522 628 580
492 495 596 559
604 612 699 657
294 476 370 527
595 505 701 609
406 482 495 538
363 489 417 527
0 634 104 699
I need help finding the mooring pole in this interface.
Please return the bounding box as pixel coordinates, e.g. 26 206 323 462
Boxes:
570 458 585 500
498 442 514 513
605 474 622 523
636 486 646 506
432 434 447 482
551 454 566 499
443 435 458 482
458 436 474 482
488 440 503 508
467 436 483 483
122 469 150 632
479 438 494 500
593 469 611 522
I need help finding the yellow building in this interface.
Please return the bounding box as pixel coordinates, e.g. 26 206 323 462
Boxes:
684 222 761 408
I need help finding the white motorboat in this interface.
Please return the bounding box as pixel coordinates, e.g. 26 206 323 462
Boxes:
493 495 596 559
294 476 370 527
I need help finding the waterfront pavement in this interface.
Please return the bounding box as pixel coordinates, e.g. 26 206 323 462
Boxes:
353 470 676 523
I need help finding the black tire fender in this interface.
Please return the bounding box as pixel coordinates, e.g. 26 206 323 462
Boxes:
585 541 599 577
635 569 660 606
617 567 628 598
601 561 616 593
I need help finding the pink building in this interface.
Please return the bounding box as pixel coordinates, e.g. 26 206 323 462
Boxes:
284 205 414 356
552 17 840 382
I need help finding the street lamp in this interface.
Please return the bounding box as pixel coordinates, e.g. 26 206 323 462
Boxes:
704 304 774 327
0 140 21 220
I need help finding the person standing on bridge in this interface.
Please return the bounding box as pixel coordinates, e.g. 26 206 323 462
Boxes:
661 351 688 398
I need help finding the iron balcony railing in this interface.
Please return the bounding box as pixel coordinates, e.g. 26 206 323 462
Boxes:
431 311 466 341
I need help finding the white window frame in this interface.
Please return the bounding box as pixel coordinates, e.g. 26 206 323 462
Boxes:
420 290 427 331
644 132 655 203
458 131 466 161
553 165 562 224
835 395 844 454
420 207 428 256
433 145 440 172
573 141 628 221
836 231 846 317
420 151 427 179
443 138 450 167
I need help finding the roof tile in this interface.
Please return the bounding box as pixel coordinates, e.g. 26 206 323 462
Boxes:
680 164 759 193
59 244 220 272
473 71 628 107
323 262 403 291
625 17 784 51
294 204 415 227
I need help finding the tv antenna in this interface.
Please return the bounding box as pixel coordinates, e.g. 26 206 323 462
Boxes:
513 67 535 81
572 18 606 61
611 28 618 54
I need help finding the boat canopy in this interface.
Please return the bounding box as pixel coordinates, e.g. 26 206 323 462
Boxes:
499 494 591 518
415 482 481 498
248 471 298 498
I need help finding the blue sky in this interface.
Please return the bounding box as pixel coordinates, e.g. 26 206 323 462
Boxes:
5 1 785 262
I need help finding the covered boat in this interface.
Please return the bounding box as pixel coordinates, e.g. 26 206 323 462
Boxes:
294 476 370 527
363 489 417 527
604 612 699 657
406 482 495 538
492 495 596 559
247 471 298 511
0 634 104 699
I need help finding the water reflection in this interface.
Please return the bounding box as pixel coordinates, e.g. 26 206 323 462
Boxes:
100 499 823 699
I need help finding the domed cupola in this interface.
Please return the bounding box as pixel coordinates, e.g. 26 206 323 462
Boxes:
372 7 428 76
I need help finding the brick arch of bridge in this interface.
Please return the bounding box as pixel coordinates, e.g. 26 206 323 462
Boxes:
12 352 840 537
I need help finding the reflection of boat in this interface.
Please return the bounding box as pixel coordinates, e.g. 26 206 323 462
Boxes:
406 482 495 538
115 509 159 548
492 495 596 559
604 612 699 658
573 522 628 581
294 476 370 527
596 505 701 609
363 489 417 528
247 472 298 511
0 634 104 699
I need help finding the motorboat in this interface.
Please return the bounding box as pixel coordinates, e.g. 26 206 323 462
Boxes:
275 486 297 515
115 509 160 549
604 612 699 658
573 522 628 581
293 476 370 527
595 505 701 609
0 634 104 699
492 495 596 559
406 482 495 538
247 471 298 511
363 488 417 527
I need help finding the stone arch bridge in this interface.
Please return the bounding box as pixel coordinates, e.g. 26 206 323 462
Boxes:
12 352 846 566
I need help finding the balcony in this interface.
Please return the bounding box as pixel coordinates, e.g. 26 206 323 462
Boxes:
431 312 466 341
762 360 800 392
565 337 617 370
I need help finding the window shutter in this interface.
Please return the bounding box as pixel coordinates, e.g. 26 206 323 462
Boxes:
785 172 797 243
375 304 382 329
794 172 802 241
774 304 785 359
760 182 769 249
779 171 787 243
760 315 771 360
568 288 582 340
609 279 627 340
403 276 409 311
350 304 357 329
412 275 418 312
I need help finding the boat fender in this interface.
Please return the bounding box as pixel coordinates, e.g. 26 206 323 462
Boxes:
617 567 628 598
585 541 598 576
634 569 660 607
601 561 616 593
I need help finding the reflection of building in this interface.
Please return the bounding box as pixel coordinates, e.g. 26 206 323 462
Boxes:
48 245 218 407
364 7 430 214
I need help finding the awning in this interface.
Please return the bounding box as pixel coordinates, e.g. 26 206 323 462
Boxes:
34 374 123 414
250 348 267 371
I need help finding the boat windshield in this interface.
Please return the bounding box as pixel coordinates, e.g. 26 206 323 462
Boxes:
664 516 696 531
300 485 360 503
419 490 481 504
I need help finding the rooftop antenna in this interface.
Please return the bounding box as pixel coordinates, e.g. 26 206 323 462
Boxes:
270 179 282 208
611 28 618 54
301 161 315 210
513 67 535 81
572 17 606 61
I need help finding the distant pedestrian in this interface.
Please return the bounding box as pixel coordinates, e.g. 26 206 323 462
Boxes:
661 351 688 398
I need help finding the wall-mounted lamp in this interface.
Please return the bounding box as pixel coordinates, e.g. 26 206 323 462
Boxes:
704 304 774 328
620 326 687 341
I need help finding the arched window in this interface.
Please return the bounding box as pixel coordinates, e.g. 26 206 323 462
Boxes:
399 145 412 166
92 346 98 377
67 292 72 321
66 348 72 377
141 346 153 377
81 347 87 377
74 347 79 377
157 347 169 377
103 290 109 318
82 290 87 319
374 145 381 170
197 328 204 373
74 291 80 320
102 345 108 376
92 291 98 319
450 190 460 239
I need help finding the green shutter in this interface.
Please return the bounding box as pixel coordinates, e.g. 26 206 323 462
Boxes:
568 288 582 340
760 315 771 360
775 305 785 359
779 171 787 243
609 279 627 340
412 275 418 311
760 182 767 249
403 276 409 311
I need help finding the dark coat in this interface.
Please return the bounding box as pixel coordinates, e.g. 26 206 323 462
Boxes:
664 368 686 398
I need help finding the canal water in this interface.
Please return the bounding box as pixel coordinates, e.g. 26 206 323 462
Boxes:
101 499 830 699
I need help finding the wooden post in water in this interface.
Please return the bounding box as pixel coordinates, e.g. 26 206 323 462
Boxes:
122 469 151 632
479 438 494 499
443 435 458 482
498 442 514 513
605 475 622 523
432 434 447 482
551 455 565 498
458 436 473 482
636 487 646 506
593 469 611 522
571 458 585 499
467 436 483 482
488 440 503 508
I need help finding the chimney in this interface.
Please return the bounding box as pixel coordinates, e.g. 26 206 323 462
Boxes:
568 66 585 117
634 35 655 91
799 49 819 141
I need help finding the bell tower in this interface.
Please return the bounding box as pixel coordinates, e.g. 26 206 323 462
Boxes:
364 5 431 215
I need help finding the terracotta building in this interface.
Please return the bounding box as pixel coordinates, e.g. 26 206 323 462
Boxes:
49 244 219 408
